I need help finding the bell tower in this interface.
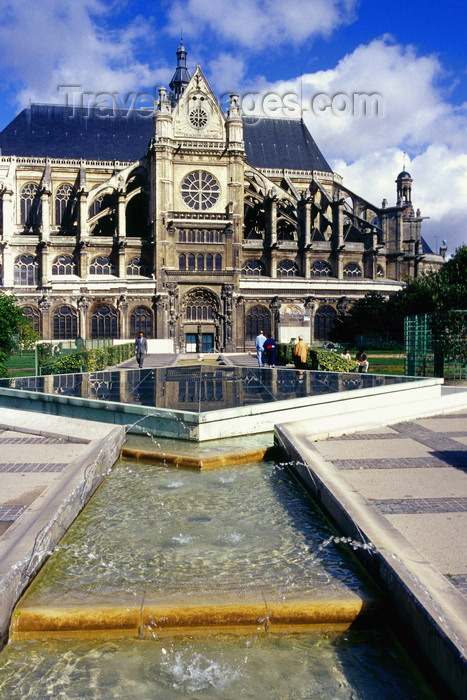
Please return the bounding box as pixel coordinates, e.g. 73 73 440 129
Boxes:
169 40 190 105
151 45 245 352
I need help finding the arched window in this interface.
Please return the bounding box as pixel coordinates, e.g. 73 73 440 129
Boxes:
52 255 76 275
205 253 213 271
14 255 39 286
314 305 337 341
343 262 362 278
312 260 332 277
188 253 195 271
20 183 42 228
277 260 298 277
126 257 150 276
186 299 213 321
242 259 265 276
89 196 104 219
22 306 41 334
179 254 187 271
215 254 222 271
89 256 116 275
246 305 271 341
130 306 153 338
197 253 204 271
53 305 78 339
184 289 218 322
55 183 78 231
91 304 118 338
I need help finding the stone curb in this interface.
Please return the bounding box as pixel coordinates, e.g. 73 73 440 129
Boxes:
0 419 125 646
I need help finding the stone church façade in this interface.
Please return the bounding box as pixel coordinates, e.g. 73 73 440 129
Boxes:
0 44 445 352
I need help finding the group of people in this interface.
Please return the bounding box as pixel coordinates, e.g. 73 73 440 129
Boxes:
255 331 370 373
341 347 369 372
137 328 369 373
255 330 276 367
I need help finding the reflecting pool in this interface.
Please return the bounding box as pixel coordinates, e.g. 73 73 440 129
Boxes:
0 365 421 413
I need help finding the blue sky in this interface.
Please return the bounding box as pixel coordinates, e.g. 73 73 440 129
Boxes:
0 0 465 254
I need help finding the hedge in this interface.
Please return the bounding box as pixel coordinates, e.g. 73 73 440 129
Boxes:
39 342 134 375
276 342 357 372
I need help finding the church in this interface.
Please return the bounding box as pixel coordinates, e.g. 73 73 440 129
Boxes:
0 44 445 352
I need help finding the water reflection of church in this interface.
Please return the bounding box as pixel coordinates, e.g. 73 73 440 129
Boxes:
0 45 445 352
9 367 394 413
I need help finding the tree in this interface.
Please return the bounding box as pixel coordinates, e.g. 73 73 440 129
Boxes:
336 246 467 344
0 293 37 376
334 292 391 344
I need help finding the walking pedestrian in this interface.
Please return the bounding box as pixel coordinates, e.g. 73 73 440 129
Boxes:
255 330 266 367
134 331 148 368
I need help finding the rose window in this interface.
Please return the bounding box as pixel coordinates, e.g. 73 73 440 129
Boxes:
181 171 220 211
189 107 208 129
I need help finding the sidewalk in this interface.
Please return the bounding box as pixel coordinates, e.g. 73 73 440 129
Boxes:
276 406 467 699
0 408 125 645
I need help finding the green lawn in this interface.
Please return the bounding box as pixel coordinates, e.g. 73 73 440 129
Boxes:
5 351 36 377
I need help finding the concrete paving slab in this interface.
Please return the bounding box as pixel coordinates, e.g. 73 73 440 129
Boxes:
417 416 467 432
315 438 433 460
385 512 467 575
343 467 467 499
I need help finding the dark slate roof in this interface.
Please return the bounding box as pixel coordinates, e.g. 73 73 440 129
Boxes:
0 105 333 173
243 117 332 172
421 237 434 254
0 104 153 161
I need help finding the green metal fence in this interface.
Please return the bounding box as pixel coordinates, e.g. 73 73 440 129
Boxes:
405 311 467 380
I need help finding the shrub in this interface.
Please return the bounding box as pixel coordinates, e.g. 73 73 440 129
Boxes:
39 343 134 375
276 342 356 372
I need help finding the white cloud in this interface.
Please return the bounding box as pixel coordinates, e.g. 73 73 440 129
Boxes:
244 37 467 253
167 0 358 49
0 0 171 108
206 53 248 96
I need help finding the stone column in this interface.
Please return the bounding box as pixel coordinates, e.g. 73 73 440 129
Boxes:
221 284 234 352
78 295 90 340
39 296 52 339
78 241 89 279
78 190 89 239
266 191 278 247
167 283 178 350
305 297 318 344
41 190 51 242
118 295 129 339
270 297 281 340
118 240 126 278
39 242 50 286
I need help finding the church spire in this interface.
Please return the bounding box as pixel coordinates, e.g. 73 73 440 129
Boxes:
169 40 191 104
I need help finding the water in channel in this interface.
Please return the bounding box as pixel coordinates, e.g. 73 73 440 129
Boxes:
0 445 438 699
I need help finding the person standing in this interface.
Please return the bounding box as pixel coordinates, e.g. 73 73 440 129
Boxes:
293 335 308 369
255 330 266 367
134 331 148 368
264 334 276 367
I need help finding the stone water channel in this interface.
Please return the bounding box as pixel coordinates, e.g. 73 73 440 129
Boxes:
0 432 438 698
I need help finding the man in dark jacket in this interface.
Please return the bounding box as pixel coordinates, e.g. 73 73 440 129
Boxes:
134 332 148 368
